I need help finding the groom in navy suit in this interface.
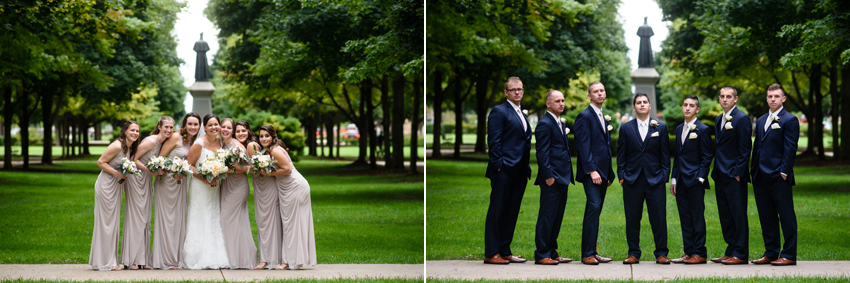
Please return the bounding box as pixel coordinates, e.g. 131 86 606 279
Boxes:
711 86 752 265
750 84 799 266
617 93 670 264
532 90 574 265
574 81 615 265
670 95 714 264
484 77 532 264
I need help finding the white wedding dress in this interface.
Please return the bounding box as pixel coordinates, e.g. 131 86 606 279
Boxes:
182 138 230 269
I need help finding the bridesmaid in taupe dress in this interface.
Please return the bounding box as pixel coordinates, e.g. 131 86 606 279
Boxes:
257 125 317 270
123 116 174 269
152 113 200 269
219 118 258 269
90 121 140 271
250 125 283 270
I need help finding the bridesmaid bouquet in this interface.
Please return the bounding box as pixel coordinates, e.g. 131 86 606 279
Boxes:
117 157 141 184
250 148 279 177
165 156 193 184
223 147 251 169
197 154 229 187
146 156 168 172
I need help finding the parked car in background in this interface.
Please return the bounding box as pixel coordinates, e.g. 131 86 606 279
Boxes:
344 124 360 139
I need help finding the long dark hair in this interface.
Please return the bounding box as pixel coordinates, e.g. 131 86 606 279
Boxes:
180 112 201 146
202 113 220 128
150 116 174 135
117 120 141 158
235 120 257 147
258 125 288 152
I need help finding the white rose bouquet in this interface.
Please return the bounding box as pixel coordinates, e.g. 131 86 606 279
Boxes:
165 156 193 184
250 146 279 178
117 157 141 184
224 146 251 169
196 154 229 187
146 156 168 173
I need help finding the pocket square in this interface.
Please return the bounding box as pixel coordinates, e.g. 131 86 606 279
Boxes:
771 123 781 130
651 132 659 137
689 132 698 139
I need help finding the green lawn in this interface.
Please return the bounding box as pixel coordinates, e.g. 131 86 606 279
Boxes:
426 158 850 262
0 157 424 264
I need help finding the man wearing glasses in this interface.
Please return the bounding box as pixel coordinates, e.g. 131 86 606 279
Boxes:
484 76 532 264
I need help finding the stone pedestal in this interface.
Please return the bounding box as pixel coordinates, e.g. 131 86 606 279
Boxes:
631 67 661 120
188 81 215 136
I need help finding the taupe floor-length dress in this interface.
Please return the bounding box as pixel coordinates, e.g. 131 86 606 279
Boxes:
152 136 189 269
251 144 282 269
220 140 258 269
122 136 160 267
274 146 317 269
90 142 127 270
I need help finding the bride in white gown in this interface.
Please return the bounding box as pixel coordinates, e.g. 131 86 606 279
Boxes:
183 114 229 269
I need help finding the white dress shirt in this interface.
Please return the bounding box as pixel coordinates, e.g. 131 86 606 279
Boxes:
508 100 527 133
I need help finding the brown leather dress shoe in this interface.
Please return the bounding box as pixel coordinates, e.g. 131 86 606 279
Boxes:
670 255 691 263
535 258 559 265
595 254 613 263
751 256 775 264
721 256 747 265
581 256 599 265
684 255 707 264
483 253 509 264
504 255 527 263
711 255 731 263
656 256 671 264
622 255 639 264
770 258 796 266
552 257 572 263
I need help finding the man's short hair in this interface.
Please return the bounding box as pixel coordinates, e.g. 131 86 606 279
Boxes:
633 93 649 105
588 81 603 94
506 77 522 89
545 89 561 101
720 86 738 97
684 95 700 107
767 84 785 96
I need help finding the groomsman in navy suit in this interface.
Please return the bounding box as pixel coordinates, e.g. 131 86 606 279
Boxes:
532 90 574 265
669 95 714 264
750 84 799 266
574 81 615 265
484 77 532 264
711 86 752 265
617 93 671 264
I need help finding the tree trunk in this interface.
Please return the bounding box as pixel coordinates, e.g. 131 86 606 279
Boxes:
841 66 850 160
41 91 53 164
3 85 12 170
306 116 317 157
94 122 101 141
380 75 392 168
431 70 444 159
71 117 77 156
453 79 463 158
829 65 840 159
811 64 825 160
324 113 334 158
410 77 422 174
392 72 405 169
20 89 30 169
336 118 341 158
83 122 91 155
362 80 377 169
474 70 491 153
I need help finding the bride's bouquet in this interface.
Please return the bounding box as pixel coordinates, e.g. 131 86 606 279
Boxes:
146 156 168 173
117 157 141 184
250 145 278 177
196 154 229 187
223 146 251 170
164 156 193 184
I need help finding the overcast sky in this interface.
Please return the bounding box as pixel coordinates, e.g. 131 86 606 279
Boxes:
171 0 669 112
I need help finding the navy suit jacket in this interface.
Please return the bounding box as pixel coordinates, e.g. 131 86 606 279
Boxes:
534 113 574 186
486 101 532 179
711 107 752 183
616 118 670 186
672 120 714 189
574 106 615 183
751 109 799 186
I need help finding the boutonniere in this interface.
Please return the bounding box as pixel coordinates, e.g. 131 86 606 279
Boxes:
560 117 566 124
725 114 733 121
724 122 733 130
771 116 780 122
650 120 658 128
688 124 697 131
607 125 613 132
771 123 781 130
604 115 611 122
689 132 698 139
522 109 528 115
651 132 660 137
564 127 571 135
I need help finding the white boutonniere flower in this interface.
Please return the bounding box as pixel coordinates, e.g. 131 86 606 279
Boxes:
607 125 613 132
564 127 571 135
650 120 658 127
560 117 566 124
724 122 733 130
522 109 528 115
771 123 781 130
725 115 733 121
688 124 697 131
651 132 659 138
604 115 611 121
689 132 698 139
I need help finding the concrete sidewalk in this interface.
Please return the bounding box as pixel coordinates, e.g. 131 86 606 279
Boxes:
0 264 423 281
426 260 850 280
